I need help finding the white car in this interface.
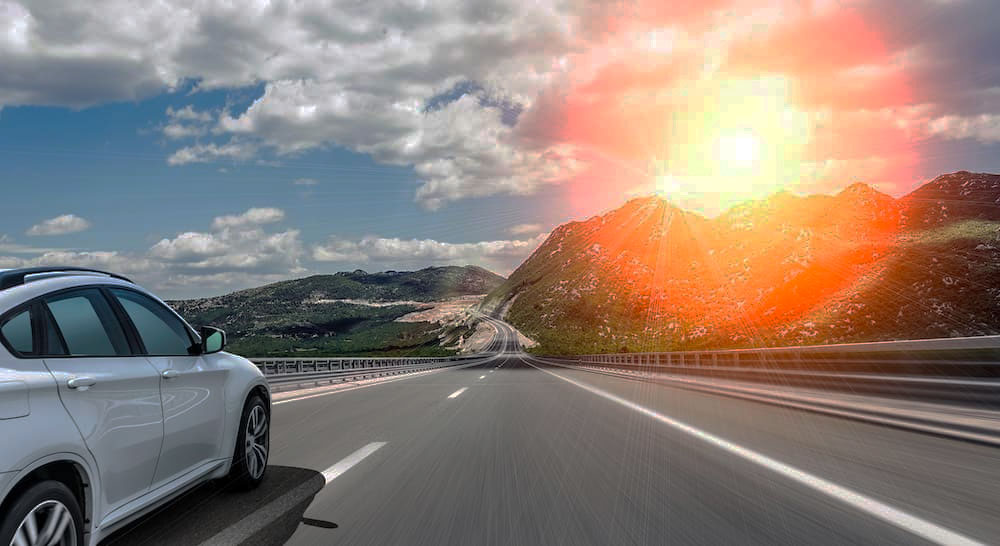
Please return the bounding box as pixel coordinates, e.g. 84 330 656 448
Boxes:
0 267 270 546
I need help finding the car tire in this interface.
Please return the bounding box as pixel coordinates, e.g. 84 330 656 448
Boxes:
0 480 84 546
227 393 269 490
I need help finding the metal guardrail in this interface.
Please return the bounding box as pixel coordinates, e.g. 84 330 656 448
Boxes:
253 354 487 391
553 335 1000 406
573 335 1000 375
251 316 506 391
253 355 477 375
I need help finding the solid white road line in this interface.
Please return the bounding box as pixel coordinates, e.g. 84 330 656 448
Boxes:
322 442 387 485
522 356 983 546
203 441 390 544
448 387 468 399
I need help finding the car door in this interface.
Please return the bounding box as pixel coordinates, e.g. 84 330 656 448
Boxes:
108 288 228 486
39 287 164 522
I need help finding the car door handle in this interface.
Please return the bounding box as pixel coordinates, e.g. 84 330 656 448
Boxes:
161 369 179 379
67 376 97 389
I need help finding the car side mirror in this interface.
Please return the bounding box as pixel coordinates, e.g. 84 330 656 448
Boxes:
200 326 226 354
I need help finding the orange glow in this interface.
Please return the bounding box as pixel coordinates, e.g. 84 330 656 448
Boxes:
530 2 920 217
520 2 927 348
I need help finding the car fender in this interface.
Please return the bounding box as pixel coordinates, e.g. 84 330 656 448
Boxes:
203 351 269 474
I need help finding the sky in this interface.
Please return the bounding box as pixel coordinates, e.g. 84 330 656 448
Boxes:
1 0 999 298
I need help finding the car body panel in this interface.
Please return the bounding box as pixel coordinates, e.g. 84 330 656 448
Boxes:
0 471 13 500
0 379 29 420
0 273 270 546
215 352 269 440
97 457 226 534
0 359 92 475
146 354 227 485
43 355 165 522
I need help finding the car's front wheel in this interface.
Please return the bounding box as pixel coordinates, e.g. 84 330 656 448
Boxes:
0 480 84 546
227 393 269 490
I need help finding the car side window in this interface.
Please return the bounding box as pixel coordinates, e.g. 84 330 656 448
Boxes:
111 289 194 356
1 308 34 355
44 289 131 357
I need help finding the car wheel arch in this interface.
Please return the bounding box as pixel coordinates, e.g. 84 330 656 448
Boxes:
247 384 270 411
235 383 271 443
1 455 94 539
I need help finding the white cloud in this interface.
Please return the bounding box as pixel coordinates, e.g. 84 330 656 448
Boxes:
214 80 582 209
148 231 228 262
150 207 300 275
0 0 584 208
166 105 213 122
26 214 91 236
161 105 214 139
210 207 285 230
2 207 543 297
312 233 546 274
162 123 206 139
3 207 305 297
156 226 298 273
0 250 156 277
928 114 1000 143
143 207 305 294
2 206 539 297
508 223 543 235
6 0 1000 211
150 227 303 274
0 234 71 254
167 141 257 165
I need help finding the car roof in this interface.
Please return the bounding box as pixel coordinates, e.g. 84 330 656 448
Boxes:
0 273 150 314
0 267 133 290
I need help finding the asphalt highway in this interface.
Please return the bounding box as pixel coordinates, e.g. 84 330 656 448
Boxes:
106 320 1000 545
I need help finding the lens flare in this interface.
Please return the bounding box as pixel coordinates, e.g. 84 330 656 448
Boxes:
716 130 760 167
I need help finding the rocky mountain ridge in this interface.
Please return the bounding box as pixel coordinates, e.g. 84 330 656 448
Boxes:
486 171 1000 354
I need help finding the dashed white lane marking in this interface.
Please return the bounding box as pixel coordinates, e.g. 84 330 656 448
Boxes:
322 442 387 485
523 356 983 546
448 387 468 399
202 443 393 544
478 375 486 380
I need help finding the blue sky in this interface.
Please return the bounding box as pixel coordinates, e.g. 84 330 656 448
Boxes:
2 0 998 298
1 85 554 245
0 83 565 297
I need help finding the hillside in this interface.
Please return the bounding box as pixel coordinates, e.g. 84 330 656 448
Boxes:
485 171 1000 354
171 265 505 357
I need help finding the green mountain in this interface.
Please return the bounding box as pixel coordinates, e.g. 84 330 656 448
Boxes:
485 171 1000 354
171 265 505 357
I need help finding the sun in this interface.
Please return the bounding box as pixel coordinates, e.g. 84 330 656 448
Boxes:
622 77 813 215
716 130 761 167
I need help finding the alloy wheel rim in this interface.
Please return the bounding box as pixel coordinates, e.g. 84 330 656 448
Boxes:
10 499 76 546
244 405 269 480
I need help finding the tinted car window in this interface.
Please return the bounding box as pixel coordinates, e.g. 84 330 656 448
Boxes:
111 289 193 356
1 309 33 355
45 290 130 357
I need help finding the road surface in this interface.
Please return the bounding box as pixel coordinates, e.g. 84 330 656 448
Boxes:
105 320 1000 545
